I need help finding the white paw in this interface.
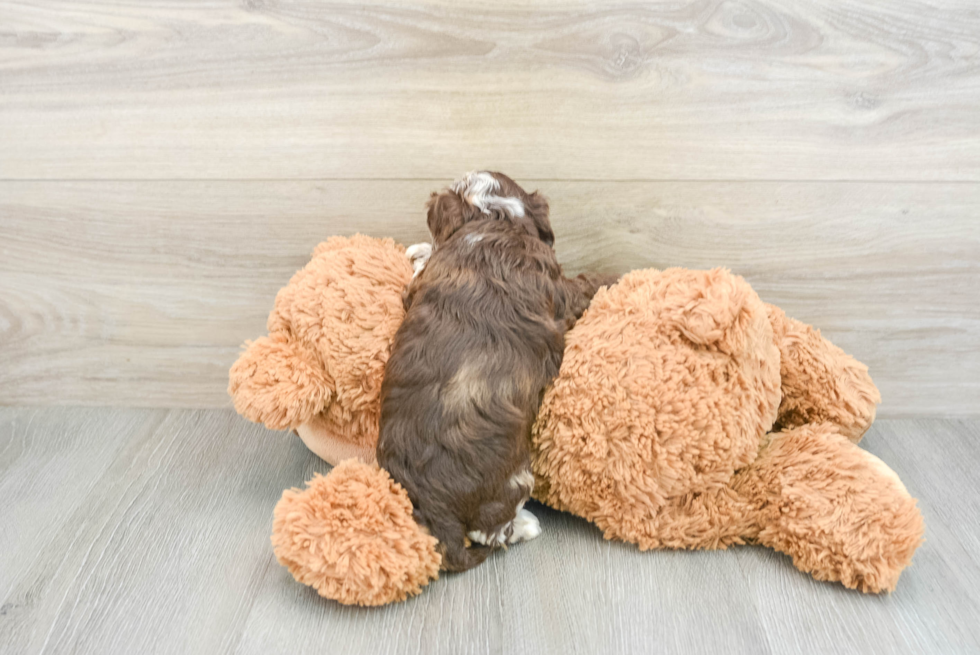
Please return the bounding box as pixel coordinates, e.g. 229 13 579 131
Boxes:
405 242 432 278
508 508 542 543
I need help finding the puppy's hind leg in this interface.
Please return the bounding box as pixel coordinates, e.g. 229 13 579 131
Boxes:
429 514 491 573
506 467 541 544
469 471 543 548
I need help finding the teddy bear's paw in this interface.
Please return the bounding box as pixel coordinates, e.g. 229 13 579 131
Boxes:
406 242 433 278
272 460 441 606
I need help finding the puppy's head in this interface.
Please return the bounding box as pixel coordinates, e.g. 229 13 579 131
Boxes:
426 171 554 247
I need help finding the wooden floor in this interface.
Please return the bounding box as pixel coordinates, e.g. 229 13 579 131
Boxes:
0 407 976 655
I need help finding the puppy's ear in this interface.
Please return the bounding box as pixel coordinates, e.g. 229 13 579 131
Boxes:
426 192 466 245
525 191 555 247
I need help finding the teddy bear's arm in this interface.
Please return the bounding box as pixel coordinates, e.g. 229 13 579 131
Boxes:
766 305 881 442
272 460 440 606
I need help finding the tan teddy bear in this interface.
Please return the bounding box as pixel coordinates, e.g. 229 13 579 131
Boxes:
229 235 923 606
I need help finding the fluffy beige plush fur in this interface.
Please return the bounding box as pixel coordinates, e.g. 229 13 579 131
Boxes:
229 235 412 450
231 236 922 606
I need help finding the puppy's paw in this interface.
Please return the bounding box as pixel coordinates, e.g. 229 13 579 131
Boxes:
468 529 507 548
508 508 542 543
406 242 433 278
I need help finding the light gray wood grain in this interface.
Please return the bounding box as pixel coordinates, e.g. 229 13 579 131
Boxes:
0 409 978 654
1 0 979 180
235 511 771 655
734 419 980 655
0 408 167 602
0 408 308 655
2 181 978 415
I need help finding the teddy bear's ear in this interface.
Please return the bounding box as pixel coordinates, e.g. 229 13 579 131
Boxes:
655 268 767 356
228 334 332 431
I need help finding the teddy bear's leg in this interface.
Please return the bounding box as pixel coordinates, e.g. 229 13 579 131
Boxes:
766 305 881 442
733 423 923 593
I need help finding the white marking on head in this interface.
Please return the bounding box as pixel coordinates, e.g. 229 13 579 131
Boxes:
451 171 526 218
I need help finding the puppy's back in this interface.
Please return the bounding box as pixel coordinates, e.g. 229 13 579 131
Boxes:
377 220 566 570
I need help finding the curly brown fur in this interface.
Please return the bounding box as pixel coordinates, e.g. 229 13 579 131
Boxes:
377 172 616 572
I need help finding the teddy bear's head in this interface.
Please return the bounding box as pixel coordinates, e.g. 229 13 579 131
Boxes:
228 235 412 448
531 267 783 547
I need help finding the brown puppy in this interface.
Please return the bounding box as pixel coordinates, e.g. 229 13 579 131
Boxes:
377 172 617 572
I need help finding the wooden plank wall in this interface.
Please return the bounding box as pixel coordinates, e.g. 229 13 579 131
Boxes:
1 0 978 415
